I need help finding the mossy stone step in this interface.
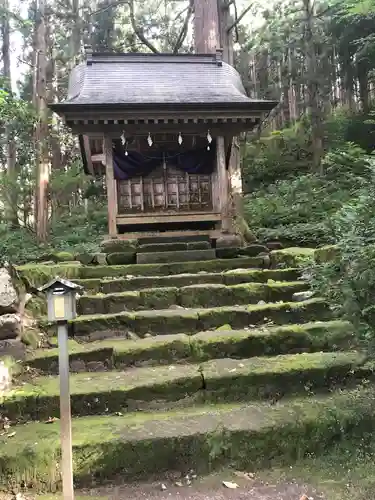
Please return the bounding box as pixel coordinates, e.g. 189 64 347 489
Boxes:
139 234 211 244
27 321 355 374
4 351 366 421
77 281 309 315
270 247 316 268
138 241 211 253
2 386 375 490
75 268 301 294
17 257 265 287
70 298 331 338
136 249 216 265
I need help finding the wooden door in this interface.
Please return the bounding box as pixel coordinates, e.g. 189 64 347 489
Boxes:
117 164 213 214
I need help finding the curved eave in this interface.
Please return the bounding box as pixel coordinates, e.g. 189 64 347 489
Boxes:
49 100 278 114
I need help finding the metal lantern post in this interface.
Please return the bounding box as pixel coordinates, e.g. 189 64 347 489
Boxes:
39 277 83 500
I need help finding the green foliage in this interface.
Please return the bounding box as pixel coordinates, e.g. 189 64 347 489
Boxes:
0 202 107 265
244 141 372 246
242 123 312 192
310 169 375 349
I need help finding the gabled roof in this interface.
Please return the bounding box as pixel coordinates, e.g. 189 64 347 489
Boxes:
50 51 277 112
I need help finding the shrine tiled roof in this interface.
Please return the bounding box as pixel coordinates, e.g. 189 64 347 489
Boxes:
54 51 276 110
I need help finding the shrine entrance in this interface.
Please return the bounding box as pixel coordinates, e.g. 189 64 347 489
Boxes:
117 164 213 214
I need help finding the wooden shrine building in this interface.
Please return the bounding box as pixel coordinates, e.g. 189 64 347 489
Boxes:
50 50 277 240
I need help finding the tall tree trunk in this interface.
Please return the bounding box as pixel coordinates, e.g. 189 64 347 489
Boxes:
358 63 370 114
1 0 18 228
72 0 81 60
303 0 323 173
288 48 298 122
34 0 49 242
194 0 220 53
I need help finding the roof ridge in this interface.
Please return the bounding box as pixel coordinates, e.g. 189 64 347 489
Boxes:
85 51 223 66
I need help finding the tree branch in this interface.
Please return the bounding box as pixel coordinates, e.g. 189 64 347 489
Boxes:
174 4 189 21
173 0 194 53
86 0 128 16
227 3 253 33
127 0 159 53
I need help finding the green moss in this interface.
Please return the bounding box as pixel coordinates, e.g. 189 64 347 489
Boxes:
132 309 199 336
314 245 340 264
266 281 309 301
201 351 364 400
216 324 232 331
223 268 301 285
270 248 315 268
247 298 331 325
97 269 302 294
4 351 366 421
53 251 75 262
104 291 141 314
26 296 47 317
72 298 331 337
1 386 375 490
139 287 178 310
191 321 354 361
17 257 265 286
22 329 40 349
27 320 354 374
74 279 102 294
3 363 203 420
114 334 191 367
71 311 135 337
93 253 108 266
99 239 138 253
16 263 82 288
78 295 108 316
75 253 96 266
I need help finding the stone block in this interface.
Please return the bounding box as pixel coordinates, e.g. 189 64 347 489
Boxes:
215 247 240 259
0 314 21 340
216 234 242 248
0 267 18 314
0 338 26 360
106 252 137 265
239 244 270 257
138 242 187 253
136 249 216 264
100 239 138 253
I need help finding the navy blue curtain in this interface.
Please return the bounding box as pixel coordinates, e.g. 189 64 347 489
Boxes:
113 141 216 180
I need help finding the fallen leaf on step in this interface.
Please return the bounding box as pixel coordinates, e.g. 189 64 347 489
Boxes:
7 432 16 438
160 483 167 491
45 417 58 424
233 471 254 480
222 481 239 489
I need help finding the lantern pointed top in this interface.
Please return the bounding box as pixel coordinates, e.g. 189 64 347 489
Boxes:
38 277 83 293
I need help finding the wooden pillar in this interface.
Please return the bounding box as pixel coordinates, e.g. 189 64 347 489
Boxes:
103 136 118 238
216 136 231 232
228 136 243 215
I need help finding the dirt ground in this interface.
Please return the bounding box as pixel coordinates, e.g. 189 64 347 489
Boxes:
76 474 324 500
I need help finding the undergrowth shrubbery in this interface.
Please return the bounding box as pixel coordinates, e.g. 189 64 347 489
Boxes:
244 142 372 246
311 180 375 349
245 110 375 349
0 204 107 265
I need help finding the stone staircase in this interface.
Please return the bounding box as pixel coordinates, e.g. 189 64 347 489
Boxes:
1 242 374 491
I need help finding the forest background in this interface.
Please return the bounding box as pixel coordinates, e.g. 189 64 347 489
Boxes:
2 0 375 343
